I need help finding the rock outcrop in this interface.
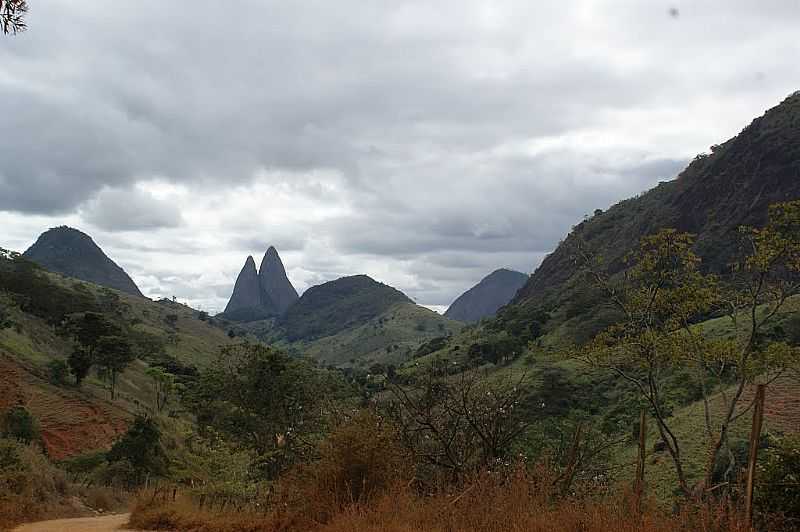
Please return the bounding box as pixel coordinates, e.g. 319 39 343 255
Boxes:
222 246 298 321
258 246 299 314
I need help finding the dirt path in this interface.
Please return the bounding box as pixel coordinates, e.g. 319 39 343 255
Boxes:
12 513 136 532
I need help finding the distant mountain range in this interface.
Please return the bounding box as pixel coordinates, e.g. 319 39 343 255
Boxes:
22 226 143 297
444 268 528 323
23 94 800 366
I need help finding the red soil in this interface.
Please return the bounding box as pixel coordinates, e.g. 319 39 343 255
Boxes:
0 354 128 460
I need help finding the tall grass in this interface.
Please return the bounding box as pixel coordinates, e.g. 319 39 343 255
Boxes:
129 467 752 532
126 412 769 532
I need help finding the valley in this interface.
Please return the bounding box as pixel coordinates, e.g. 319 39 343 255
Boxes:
0 20 799 528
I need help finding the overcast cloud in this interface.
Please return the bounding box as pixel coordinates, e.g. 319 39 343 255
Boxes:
1 1 799 312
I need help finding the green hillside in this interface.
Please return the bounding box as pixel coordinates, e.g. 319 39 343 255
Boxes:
242 274 463 367
504 92 800 346
292 301 461 367
279 275 413 341
0 249 237 459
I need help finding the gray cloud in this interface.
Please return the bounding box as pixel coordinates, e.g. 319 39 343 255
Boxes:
1 1 799 312
81 186 183 231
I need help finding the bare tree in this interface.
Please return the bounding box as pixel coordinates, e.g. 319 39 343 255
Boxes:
1 0 27 35
387 360 530 482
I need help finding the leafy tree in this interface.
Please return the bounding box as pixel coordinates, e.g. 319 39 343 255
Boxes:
95 335 135 399
107 415 168 485
693 200 800 490
67 349 94 387
576 201 800 496
129 329 167 360
188 343 339 479
576 229 716 495
0 0 26 35
63 312 122 386
46 359 69 386
1 405 39 444
145 366 175 413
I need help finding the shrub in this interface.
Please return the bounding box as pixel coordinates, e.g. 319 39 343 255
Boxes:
756 434 800 527
107 415 168 485
47 358 69 386
0 438 71 529
0 299 13 330
1 406 40 444
282 411 410 522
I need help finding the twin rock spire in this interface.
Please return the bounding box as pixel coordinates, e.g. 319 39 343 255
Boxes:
224 246 298 318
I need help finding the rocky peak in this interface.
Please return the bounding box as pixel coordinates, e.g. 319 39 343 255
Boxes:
23 226 143 297
224 255 263 314
258 246 299 315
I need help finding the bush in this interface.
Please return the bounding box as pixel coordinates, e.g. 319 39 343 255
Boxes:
283 411 410 522
47 359 69 386
0 438 71 529
1 406 40 444
0 298 13 330
756 434 800 526
107 416 168 486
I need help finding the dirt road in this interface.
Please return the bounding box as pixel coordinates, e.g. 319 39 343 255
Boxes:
12 513 136 532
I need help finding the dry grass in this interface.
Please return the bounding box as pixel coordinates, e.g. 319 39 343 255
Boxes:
0 440 76 530
128 411 758 532
129 467 753 532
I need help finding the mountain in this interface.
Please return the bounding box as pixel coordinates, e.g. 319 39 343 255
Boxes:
508 91 800 342
258 246 299 314
22 226 143 297
239 274 463 366
444 269 529 323
221 246 297 321
223 255 277 320
279 275 413 342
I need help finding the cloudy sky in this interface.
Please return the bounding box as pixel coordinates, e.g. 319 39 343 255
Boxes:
1 1 799 313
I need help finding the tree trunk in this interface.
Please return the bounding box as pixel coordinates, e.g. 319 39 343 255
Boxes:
745 384 766 527
635 409 647 509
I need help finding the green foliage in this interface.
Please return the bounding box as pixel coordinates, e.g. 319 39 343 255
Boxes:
46 358 69 386
63 312 123 386
129 329 167 360
0 254 98 325
95 335 135 399
63 312 122 353
67 349 93 386
187 343 349 479
164 313 178 328
756 434 800 522
107 415 168 485
145 366 175 412
414 335 449 359
0 297 13 330
0 406 39 445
